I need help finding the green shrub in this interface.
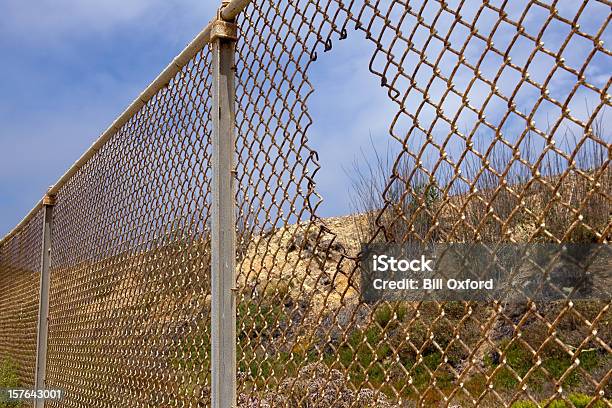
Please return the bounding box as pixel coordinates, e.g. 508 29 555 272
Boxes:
510 395 606 408
238 298 288 340
374 304 394 328
568 393 605 408
510 400 539 408
0 358 21 408
0 359 19 388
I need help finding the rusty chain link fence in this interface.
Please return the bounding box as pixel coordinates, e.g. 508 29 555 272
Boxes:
43 46 215 408
0 209 43 390
0 0 610 407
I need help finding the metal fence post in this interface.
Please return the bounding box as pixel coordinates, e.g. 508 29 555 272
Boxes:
210 8 238 408
34 193 54 407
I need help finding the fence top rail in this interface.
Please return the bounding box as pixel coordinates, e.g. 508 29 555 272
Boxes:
0 0 250 248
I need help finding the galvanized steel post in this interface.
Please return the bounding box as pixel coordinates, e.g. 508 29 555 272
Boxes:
34 192 55 407
210 5 238 408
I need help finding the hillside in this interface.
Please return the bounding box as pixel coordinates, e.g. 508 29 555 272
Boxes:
235 210 611 407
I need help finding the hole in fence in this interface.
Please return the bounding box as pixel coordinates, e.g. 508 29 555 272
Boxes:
306 30 398 218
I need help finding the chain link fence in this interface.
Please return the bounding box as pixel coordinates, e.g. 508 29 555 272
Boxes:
0 0 610 407
0 209 43 390
234 0 611 406
43 46 215 407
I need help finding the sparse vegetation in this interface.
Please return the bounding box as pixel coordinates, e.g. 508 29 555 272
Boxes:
509 393 607 408
348 138 442 243
349 123 610 245
227 291 608 406
568 392 607 408
332 121 611 405
510 401 540 408
0 358 22 408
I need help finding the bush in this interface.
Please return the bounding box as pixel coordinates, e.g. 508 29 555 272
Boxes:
373 302 407 328
510 400 539 408
568 393 605 408
348 139 442 244
0 358 21 408
510 395 606 408
0 359 19 388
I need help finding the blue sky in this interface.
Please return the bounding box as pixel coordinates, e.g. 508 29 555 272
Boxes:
0 0 218 236
0 0 610 237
